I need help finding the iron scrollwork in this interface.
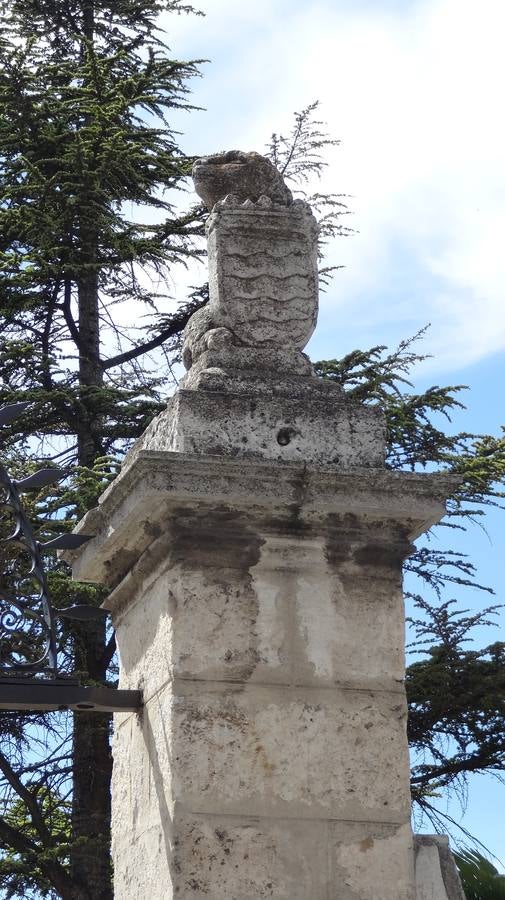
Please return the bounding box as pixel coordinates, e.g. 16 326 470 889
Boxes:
0 459 58 676
0 403 142 712
0 403 89 679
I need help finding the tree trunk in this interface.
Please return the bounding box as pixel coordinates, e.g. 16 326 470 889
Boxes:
71 699 112 900
70 190 113 896
77 268 103 465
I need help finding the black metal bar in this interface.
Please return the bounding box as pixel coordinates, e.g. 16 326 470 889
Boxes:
0 679 142 713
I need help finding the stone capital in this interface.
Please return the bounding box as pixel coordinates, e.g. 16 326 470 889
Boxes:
66 450 458 596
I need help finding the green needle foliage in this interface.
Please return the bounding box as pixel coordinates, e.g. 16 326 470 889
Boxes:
315 335 505 828
455 849 505 900
0 0 207 468
0 789 72 900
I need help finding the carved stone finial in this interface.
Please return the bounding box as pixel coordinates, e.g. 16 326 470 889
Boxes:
192 150 293 210
183 151 319 387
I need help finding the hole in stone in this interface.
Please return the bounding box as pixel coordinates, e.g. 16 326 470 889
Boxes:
277 427 294 446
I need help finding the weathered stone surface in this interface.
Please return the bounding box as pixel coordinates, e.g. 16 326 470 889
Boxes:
67 471 457 900
110 531 407 698
330 821 416 900
182 198 319 370
65 452 458 591
192 150 293 211
416 843 451 900
128 387 385 466
113 812 330 900
110 678 413 898
64 459 454 899
110 681 415 899
181 346 315 387
415 836 467 900
145 682 410 821
168 814 327 900
65 454 452 898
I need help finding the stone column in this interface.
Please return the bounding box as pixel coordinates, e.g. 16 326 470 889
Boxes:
67 151 456 900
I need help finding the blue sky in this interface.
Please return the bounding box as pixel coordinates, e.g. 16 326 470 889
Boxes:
163 0 505 373
156 0 505 866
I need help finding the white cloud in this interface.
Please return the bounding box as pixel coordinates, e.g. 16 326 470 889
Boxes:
159 0 505 374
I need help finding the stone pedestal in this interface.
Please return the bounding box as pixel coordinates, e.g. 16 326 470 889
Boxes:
66 151 460 898
69 454 454 900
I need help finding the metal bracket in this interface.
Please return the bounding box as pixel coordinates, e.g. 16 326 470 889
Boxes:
0 678 142 712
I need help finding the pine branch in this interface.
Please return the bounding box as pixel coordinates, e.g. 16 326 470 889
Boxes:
103 314 190 369
0 815 39 856
0 752 53 847
60 280 82 352
411 751 502 789
102 299 205 370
